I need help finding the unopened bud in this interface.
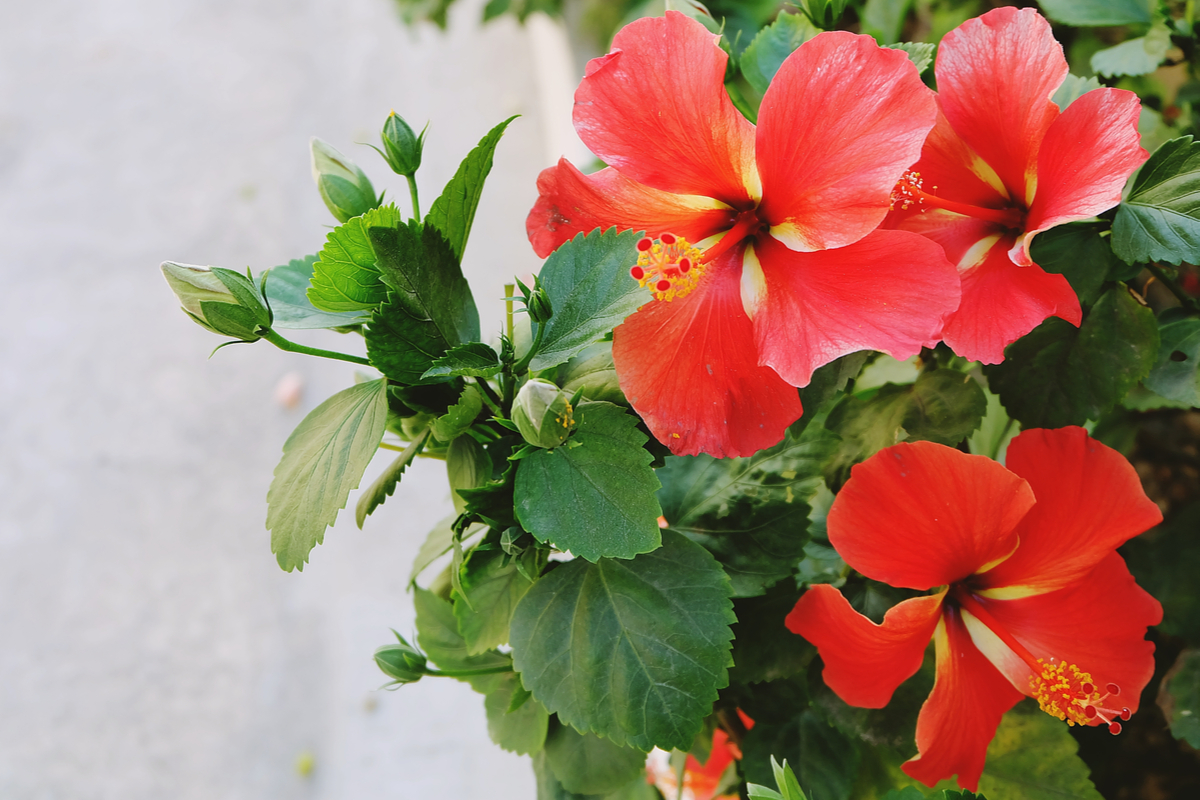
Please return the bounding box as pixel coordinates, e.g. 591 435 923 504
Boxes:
374 633 427 684
310 137 379 223
512 379 574 449
557 341 624 405
527 287 552 325
161 262 271 341
380 112 426 176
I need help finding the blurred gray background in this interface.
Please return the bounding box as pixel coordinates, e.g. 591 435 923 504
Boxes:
0 0 587 796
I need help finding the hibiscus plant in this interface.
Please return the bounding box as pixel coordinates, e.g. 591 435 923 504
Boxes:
162 1 1200 798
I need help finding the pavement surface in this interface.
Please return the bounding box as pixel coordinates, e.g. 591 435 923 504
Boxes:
0 0 585 796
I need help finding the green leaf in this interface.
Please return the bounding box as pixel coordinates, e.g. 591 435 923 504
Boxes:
432 385 484 443
967 386 1017 462
266 379 389 571
447 432 490 514
796 351 871 427
1051 74 1102 112
422 342 502 380
355 428 429 527
976 701 1102 800
409 515 458 584
739 11 819 100
308 205 400 312
772 757 810 800
262 255 372 329
484 671 550 755
879 788 929 800
529 228 646 371
1029 221 1121 307
510 530 735 752
1091 22 1172 77
1144 309 1200 406
741 711 860 800
1113 136 1200 265
556 341 624 405
747 785 786 800
728 583 816 685
452 546 534 654
887 42 936 75
657 425 838 596
425 115 517 262
1123 500 1200 643
1038 0 1152 26
544 723 648 795
861 0 912 44
824 370 987 489
1158 648 1200 747
366 293 453 385
514 402 662 562
533 752 659 800
985 286 1159 427
412 587 511 693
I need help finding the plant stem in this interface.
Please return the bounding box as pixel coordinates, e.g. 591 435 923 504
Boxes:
473 377 502 415
1145 263 1199 312
512 322 546 375
263 329 372 366
406 174 421 220
424 664 513 678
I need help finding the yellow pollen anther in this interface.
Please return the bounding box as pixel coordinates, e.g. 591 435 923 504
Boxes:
890 171 926 212
1030 659 1130 733
631 234 706 302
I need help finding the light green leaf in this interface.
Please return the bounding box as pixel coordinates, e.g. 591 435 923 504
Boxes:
1113 136 1200 265
1038 0 1152 26
266 379 389 571
307 205 400 312
739 10 819 101
409 515 458 584
967 386 1017 462
422 342 502 380
355 427 429 527
412 587 511 693
862 0 912 44
1144 309 1200 405
452 546 534 654
432 386 484 443
887 42 936 74
976 701 1102 799
485 671 550 755
1158 648 1200 747
747 786 786 800
533 751 659 800
529 228 645 372
1052 74 1102 112
514 402 662 562
425 116 517 261
544 723 648 795
510 530 735 752
447 432 490 514
1091 22 1172 78
262 255 371 329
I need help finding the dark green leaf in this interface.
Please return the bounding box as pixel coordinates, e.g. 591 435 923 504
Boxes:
1113 136 1200 265
544 723 648 795
741 711 860 800
1038 0 1152 26
422 342 502 380
425 116 517 261
308 205 400 312
1144 309 1200 406
452 546 534 654
514 402 662 562
1123 500 1200 643
739 11 819 101
355 428 429 527
729 583 816 685
412 587 511 693
262 255 371 329
985 286 1159 427
447 432 490 514
266 379 389 571
824 370 987 489
510 530 735 752
458 461 517 530
1029 222 1121 307
529 229 646 371
976 701 1103 799
366 292 453 385
879 787 928 800
1091 22 1171 78
1158 648 1200 747
532 752 659 800
796 351 870 428
484 671 550 755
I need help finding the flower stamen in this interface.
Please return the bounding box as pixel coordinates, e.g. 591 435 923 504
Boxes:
1030 660 1130 734
889 170 1024 229
631 233 706 302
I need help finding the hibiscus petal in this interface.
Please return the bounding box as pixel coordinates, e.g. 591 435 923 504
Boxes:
902 608 1025 791
1014 88 1148 265
939 238 1081 365
828 441 1034 591
611 248 802 457
750 231 960 387
573 11 758 206
936 7 1067 206
525 160 735 258
978 553 1161 720
756 32 937 250
976 427 1163 596
786 585 944 708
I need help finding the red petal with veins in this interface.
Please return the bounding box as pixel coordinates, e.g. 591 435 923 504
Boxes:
611 249 802 458
1014 88 1148 265
828 442 1034 591
936 7 1066 206
756 32 936 251
903 607 1025 790
977 427 1163 595
525 160 735 258
787 586 944 708
940 238 1081 365
573 11 757 206
981 553 1161 720
751 231 960 387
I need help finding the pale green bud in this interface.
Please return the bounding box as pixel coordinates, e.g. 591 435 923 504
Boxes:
380 112 426 176
161 262 271 341
374 633 427 685
310 137 379 223
512 379 574 449
557 341 624 405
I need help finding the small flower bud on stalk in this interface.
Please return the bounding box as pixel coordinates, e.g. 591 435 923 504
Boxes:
512 379 575 449
309 137 380 223
161 262 271 341
374 632 427 685
380 112 426 177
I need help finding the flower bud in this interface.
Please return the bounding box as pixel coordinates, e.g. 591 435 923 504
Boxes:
527 287 552 325
161 262 271 341
557 341 624 405
374 633 427 685
380 112 426 177
512 379 575 449
310 137 379 223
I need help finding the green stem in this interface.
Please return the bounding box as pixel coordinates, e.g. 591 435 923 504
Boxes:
512 322 546 375
406 174 421 220
424 664 513 678
263 329 372 366
1145 263 1199 312
473 377 502 416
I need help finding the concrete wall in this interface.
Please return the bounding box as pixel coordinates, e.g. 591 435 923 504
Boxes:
0 0 584 796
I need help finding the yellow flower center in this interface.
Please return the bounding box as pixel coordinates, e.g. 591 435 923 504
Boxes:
630 233 706 302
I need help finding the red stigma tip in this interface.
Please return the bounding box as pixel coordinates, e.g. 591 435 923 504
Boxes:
1084 705 1097 719
1081 683 1095 695
656 279 671 292
1107 683 1121 696
660 232 676 245
637 237 653 252
630 265 644 280
1121 708 1131 720
1108 721 1122 735
679 258 691 272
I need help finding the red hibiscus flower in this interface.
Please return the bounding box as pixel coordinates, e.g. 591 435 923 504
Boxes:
786 427 1162 790
526 12 961 457
645 711 754 800
885 7 1147 364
